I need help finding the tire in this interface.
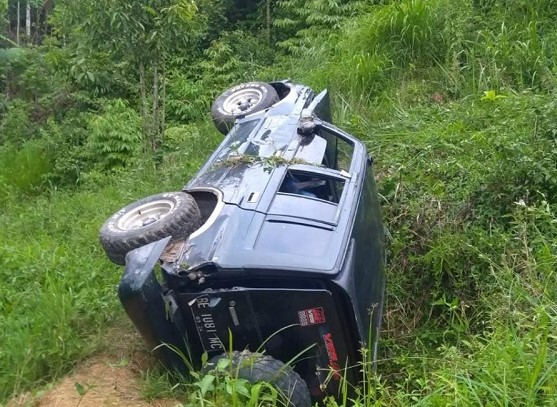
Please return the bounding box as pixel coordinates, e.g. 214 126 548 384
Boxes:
211 82 279 134
203 351 311 407
99 192 201 266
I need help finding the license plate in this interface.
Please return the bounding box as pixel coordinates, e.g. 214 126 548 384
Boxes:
188 295 225 353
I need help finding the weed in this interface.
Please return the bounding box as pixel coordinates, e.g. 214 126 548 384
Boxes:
3 0 557 405
214 154 314 172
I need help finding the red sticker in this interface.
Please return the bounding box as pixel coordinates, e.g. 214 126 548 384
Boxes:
298 307 326 326
323 332 342 380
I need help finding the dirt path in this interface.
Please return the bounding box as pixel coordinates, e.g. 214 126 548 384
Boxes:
8 325 184 407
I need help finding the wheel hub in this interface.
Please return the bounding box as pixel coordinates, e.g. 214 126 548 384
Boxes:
117 199 175 230
222 89 263 115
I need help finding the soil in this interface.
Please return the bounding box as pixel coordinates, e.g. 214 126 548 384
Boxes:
7 324 184 407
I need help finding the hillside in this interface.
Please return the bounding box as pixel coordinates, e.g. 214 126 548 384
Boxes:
1 0 556 405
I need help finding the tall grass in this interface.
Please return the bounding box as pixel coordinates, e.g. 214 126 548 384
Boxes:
2 0 557 405
0 119 222 401
336 91 557 405
282 0 557 106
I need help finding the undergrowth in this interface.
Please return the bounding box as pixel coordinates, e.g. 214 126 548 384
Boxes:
0 121 221 401
1 0 557 405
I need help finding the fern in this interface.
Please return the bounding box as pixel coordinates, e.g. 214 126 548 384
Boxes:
86 99 143 169
274 0 364 54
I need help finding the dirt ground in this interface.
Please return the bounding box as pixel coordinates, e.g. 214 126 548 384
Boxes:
7 325 184 407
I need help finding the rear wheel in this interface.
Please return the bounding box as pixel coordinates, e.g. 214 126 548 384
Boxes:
203 351 311 407
211 82 279 134
99 192 201 265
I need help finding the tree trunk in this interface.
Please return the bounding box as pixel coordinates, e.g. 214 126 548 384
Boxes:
138 62 150 149
17 2 20 45
152 66 159 151
266 0 271 45
42 0 55 15
26 1 31 41
160 65 166 147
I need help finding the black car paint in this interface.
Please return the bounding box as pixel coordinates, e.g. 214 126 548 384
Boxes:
118 80 385 400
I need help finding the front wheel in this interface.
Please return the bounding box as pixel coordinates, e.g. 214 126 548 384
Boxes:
202 351 311 407
99 191 201 265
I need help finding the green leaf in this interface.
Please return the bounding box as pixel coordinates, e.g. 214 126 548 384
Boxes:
235 379 251 397
201 351 208 367
196 374 215 396
216 357 230 371
74 382 87 396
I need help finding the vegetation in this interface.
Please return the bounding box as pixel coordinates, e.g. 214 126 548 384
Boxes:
1 0 556 405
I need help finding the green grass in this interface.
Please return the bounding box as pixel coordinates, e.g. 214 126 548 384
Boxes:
328 89 557 406
2 0 557 405
0 120 222 401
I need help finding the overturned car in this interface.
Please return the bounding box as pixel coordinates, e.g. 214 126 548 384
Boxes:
100 81 386 406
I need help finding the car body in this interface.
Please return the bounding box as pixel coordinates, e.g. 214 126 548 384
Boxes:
116 80 385 402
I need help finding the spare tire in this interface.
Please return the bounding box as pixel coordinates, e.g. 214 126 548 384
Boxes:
211 82 279 134
202 351 311 407
99 192 201 265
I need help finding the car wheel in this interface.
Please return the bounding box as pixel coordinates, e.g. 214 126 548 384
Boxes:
203 351 311 407
99 192 201 265
211 82 279 134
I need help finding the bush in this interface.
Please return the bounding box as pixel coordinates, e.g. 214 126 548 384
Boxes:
0 139 53 200
0 99 34 145
323 92 557 342
165 75 210 123
86 99 143 170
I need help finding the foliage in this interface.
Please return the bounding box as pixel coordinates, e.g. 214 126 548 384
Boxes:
198 30 273 88
50 0 201 148
0 99 33 144
7 47 55 100
0 138 52 198
274 0 363 54
287 0 557 103
165 74 210 123
340 92 557 405
187 356 280 407
86 99 144 169
0 117 219 401
1 0 557 405
0 187 121 400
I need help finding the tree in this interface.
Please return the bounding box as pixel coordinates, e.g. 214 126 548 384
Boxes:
0 0 9 44
52 0 199 150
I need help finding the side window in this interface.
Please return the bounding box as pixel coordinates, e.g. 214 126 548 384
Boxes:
279 170 345 204
318 128 354 172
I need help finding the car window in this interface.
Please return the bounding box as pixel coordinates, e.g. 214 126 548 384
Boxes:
279 170 345 204
318 128 354 172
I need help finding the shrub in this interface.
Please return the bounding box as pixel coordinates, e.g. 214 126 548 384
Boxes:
86 99 143 170
0 139 53 199
0 99 34 145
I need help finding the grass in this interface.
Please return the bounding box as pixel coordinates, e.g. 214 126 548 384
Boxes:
1 0 557 405
0 120 222 401
0 186 121 399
